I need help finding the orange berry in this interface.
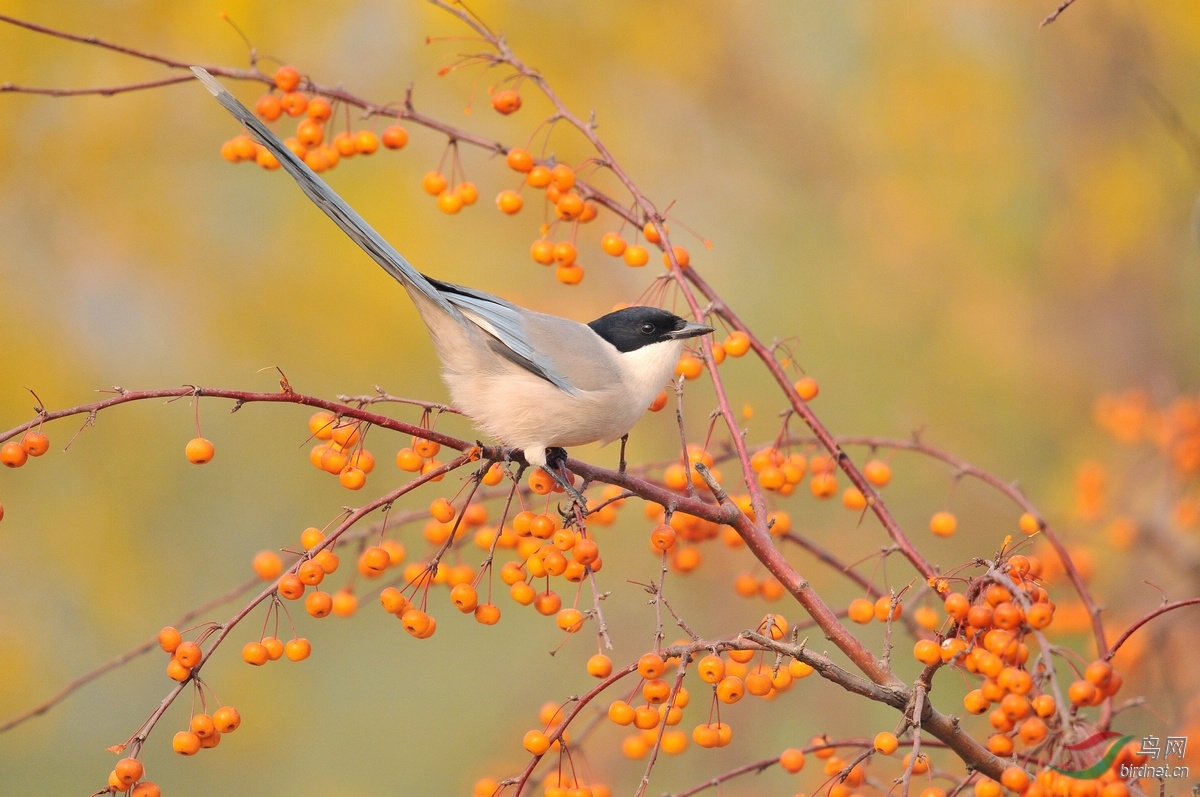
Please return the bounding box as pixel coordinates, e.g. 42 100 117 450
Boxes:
297 118 324 147
724 331 750 357
114 757 144 786
1067 679 1096 706
396 448 423 472
451 583 479 613
943 592 970 620
382 125 408 149
529 238 556 265
533 590 562 616
242 641 269 665
256 93 283 121
698 654 726 684
212 705 241 733
637 652 666 679
506 148 534 172
675 355 704 380
334 130 357 157
523 729 550 755
716 675 744 703
810 472 837 498
132 784 160 797
903 753 930 774
930 511 957 537
555 193 584 220
526 165 552 188
913 639 941 666
280 91 308 117
587 653 613 678
361 546 390 575
794 377 819 401
21 431 49 457
1001 768 1030 794
354 130 379 154
432 187 461 213
547 164 574 192
557 262 585 285
274 65 301 92
174 641 202 669
963 689 990 714
842 487 867 510
643 222 662 244
601 232 627 256
331 590 357 617
557 608 584 632
337 465 365 490
553 241 577 265
780 748 806 773
166 658 190 682
623 244 649 267
912 605 940 631
278 573 305 600
184 437 214 464
496 189 524 214
297 559 325 586
1019 512 1041 535
874 732 899 755
173 730 201 756
305 590 333 618
308 411 335 440
648 523 678 552
1084 660 1112 687
848 598 875 624
158 626 182 653
863 460 891 487
492 89 522 114
285 637 311 661
662 245 690 269
469 602 498 625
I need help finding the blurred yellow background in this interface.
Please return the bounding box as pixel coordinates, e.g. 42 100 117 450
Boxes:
2 1 1199 795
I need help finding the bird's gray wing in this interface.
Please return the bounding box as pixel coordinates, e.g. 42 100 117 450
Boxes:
191 68 578 393
423 277 579 394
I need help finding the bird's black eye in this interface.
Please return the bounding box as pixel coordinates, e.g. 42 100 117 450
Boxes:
640 322 656 335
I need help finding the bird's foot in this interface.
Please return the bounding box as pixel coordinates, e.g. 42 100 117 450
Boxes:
545 447 588 515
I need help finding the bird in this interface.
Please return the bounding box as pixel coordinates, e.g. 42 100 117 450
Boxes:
191 68 713 496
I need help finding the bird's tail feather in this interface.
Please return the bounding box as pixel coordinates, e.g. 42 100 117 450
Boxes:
190 67 452 314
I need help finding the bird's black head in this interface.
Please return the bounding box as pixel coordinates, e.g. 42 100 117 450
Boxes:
588 306 714 353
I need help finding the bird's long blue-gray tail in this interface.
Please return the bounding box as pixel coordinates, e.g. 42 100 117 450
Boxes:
190 67 452 314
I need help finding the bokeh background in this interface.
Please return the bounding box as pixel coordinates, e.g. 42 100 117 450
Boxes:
2 1 1199 795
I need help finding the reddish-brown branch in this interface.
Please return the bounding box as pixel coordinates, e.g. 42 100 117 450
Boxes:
1040 0 1079 28
0 74 195 96
1104 596 1200 661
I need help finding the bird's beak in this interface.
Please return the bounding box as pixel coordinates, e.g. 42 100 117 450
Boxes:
666 321 715 340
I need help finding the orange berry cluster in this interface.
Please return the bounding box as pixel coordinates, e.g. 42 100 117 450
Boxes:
105 757 158 797
420 169 479 215
846 595 902 624
221 65 407 173
510 154 595 285
306 412 376 490
0 429 49 469
603 617 810 762
906 555 1130 797
156 626 204 683
170 705 241 757
395 433 447 480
